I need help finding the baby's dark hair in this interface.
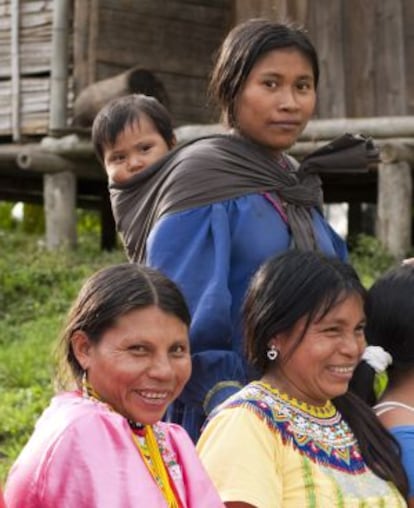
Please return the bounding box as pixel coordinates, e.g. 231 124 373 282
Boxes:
92 93 175 165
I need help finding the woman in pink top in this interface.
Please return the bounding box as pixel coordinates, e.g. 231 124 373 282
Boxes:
5 264 223 508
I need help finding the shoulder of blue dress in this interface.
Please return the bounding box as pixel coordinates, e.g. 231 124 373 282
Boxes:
155 193 265 222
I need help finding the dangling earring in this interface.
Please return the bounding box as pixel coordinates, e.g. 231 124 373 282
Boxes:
81 370 101 401
81 370 88 397
267 344 279 361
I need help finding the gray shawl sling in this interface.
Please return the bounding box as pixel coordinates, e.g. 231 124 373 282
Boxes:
109 132 378 263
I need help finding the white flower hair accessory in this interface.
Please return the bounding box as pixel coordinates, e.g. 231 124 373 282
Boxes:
362 345 393 373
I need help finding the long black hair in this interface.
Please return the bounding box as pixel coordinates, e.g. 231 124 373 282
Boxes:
244 251 408 500
365 264 414 375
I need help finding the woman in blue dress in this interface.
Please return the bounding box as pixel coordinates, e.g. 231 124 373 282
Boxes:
107 19 374 441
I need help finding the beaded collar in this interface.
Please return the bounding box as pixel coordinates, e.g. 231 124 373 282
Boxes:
218 380 364 474
257 381 337 419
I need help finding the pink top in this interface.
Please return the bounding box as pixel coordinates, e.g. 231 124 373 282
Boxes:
5 392 224 508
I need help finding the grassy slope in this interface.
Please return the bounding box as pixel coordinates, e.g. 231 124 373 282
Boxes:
0 231 124 482
0 230 398 484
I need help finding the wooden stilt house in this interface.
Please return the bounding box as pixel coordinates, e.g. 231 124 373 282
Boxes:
0 0 413 257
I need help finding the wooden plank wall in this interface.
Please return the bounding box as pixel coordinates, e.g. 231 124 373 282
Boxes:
0 0 413 135
402 0 414 114
0 0 73 137
0 0 53 77
233 0 413 120
73 0 233 126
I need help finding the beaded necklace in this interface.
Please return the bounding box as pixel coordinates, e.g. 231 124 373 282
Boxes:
258 381 337 418
82 376 180 507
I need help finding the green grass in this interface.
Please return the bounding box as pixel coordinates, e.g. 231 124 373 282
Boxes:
0 229 401 484
0 230 124 482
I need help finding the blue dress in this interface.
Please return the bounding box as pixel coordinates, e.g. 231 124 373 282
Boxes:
146 192 347 441
390 426 414 496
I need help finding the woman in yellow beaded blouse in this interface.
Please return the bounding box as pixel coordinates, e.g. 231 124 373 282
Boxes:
197 251 408 507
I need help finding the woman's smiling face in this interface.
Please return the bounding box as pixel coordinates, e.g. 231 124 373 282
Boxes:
268 293 366 405
73 305 191 424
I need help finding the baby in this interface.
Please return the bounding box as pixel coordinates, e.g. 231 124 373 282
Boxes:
92 93 176 183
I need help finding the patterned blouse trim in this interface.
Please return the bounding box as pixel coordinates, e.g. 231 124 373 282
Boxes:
134 424 183 482
223 381 366 474
257 381 337 418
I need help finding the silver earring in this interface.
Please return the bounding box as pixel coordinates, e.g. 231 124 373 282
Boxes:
267 345 279 361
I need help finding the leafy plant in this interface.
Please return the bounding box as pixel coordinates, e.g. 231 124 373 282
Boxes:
349 234 396 288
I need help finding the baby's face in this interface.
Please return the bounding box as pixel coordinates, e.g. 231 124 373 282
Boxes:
104 116 170 184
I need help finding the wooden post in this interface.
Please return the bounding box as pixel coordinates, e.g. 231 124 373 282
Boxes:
342 0 376 240
306 1 349 239
17 148 102 179
377 161 412 259
44 172 77 249
373 0 411 257
11 0 20 142
174 119 414 143
100 190 117 251
46 0 76 250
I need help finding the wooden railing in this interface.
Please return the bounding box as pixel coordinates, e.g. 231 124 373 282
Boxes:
0 116 413 258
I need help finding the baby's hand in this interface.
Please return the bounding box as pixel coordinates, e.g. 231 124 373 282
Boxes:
402 258 414 266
